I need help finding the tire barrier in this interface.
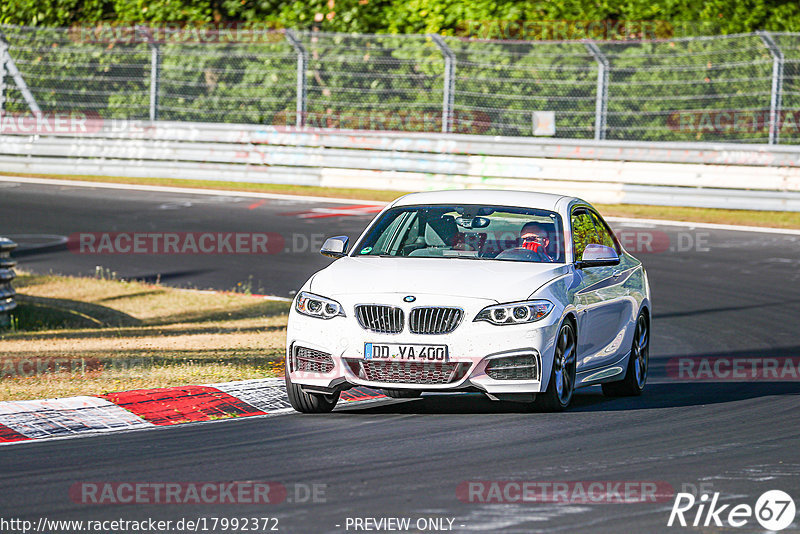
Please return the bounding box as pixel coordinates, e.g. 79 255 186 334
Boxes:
0 237 17 328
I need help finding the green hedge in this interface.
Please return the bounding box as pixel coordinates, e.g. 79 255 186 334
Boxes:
2 0 800 35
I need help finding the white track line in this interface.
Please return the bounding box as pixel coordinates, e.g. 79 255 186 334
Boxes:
2 175 799 235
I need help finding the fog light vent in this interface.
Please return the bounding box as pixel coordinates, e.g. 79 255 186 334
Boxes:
293 346 334 373
485 354 539 380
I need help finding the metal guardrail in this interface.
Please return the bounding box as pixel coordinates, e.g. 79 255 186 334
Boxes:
0 237 17 328
1 120 800 210
6 119 800 165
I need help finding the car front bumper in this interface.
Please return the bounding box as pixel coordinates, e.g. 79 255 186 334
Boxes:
285 294 563 395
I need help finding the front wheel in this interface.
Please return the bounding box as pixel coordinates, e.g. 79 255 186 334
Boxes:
534 321 577 412
285 367 340 413
602 311 649 397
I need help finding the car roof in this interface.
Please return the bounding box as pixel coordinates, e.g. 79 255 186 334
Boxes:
391 189 576 212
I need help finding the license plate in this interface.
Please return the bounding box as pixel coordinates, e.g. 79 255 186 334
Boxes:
364 343 448 362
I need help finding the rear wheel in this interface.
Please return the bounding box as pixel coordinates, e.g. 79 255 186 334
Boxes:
602 312 649 397
534 321 577 412
285 366 340 413
381 389 422 399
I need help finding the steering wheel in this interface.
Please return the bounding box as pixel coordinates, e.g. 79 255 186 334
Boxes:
494 247 550 262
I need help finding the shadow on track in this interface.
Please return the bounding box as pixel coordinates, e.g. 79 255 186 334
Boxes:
334 380 800 415
569 381 800 411
653 299 800 320
9 235 68 257
335 343 800 415
130 269 214 285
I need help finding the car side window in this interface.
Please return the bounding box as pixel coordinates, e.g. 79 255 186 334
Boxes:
571 209 599 261
589 211 619 253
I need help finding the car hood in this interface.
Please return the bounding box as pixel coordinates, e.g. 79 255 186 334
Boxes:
310 256 569 303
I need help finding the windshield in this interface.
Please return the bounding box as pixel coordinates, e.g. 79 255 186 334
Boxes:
353 204 565 263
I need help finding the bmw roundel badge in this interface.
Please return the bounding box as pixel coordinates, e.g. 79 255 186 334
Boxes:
403 295 416 303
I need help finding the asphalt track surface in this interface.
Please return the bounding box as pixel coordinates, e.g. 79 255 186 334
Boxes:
1 180 800 533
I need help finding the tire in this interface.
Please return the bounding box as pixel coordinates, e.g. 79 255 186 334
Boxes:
285 366 340 413
602 311 649 397
381 389 422 399
534 321 577 412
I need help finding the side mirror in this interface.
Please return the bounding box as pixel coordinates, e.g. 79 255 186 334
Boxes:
320 236 349 259
576 244 620 268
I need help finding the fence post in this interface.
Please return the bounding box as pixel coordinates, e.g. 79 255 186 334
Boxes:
149 43 160 122
0 43 6 113
135 25 161 122
585 41 609 141
0 33 41 116
430 34 456 133
758 31 784 145
285 30 307 128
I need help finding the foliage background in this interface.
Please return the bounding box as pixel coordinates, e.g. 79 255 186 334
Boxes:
2 0 800 34
2 1 800 143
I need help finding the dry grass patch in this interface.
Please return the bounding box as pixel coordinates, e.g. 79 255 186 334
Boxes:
1 272 290 401
596 203 800 230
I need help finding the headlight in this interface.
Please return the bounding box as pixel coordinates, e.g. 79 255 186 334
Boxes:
474 300 553 325
295 291 345 319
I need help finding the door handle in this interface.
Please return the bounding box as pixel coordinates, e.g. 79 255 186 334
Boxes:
612 270 623 278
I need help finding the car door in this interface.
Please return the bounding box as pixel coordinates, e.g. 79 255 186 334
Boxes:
571 208 632 371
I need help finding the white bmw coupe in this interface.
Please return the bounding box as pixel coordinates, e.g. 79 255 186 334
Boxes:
285 190 651 412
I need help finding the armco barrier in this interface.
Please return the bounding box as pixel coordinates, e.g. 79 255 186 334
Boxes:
0 237 17 328
1 121 800 210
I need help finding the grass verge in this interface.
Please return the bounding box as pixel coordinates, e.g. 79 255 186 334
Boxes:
3 172 800 229
0 271 289 401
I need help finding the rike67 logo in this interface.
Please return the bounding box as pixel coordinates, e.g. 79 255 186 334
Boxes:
668 490 796 530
